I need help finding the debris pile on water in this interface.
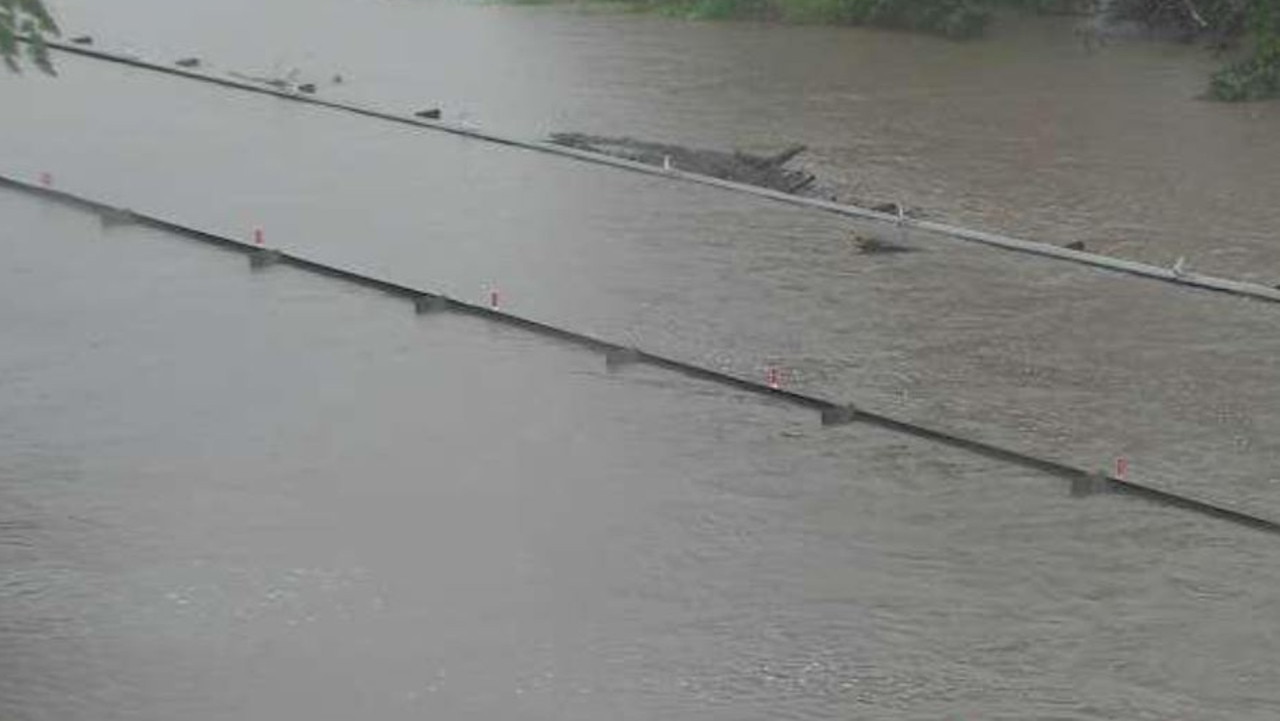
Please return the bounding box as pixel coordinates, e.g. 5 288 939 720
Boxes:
226 68 337 95
548 132 817 194
547 133 930 219
852 234 916 254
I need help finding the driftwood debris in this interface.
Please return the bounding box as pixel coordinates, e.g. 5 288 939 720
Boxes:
228 70 293 91
547 133 931 216
549 133 816 194
867 201 929 220
227 69 318 93
853 234 916 255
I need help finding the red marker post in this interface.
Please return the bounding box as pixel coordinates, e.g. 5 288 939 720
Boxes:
766 367 781 390
1115 457 1129 481
253 228 264 246
488 288 500 310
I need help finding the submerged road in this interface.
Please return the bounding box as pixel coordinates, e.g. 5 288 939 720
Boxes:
35 38 1280 308
7 5 1280 718
5 172 1278 537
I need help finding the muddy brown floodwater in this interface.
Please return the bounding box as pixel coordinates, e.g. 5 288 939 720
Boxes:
3 1 1280 719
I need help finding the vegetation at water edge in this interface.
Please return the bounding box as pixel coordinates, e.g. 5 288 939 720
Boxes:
629 0 1280 100
0 0 59 73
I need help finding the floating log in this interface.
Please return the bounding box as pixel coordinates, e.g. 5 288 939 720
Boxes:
549 133 814 195
785 172 816 194
764 144 808 167
175 58 201 68
866 201 928 220
414 108 442 120
227 70 292 91
853 234 916 254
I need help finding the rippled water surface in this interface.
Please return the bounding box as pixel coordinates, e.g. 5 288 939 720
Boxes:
3 1 1280 718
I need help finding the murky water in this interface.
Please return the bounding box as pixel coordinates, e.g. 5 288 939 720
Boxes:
3 1 1280 718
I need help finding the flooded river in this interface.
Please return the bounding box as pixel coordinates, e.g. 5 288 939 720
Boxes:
3 0 1280 718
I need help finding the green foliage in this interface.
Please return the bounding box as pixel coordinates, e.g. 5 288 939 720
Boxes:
0 0 60 73
780 0 979 35
662 0 992 37
1206 0 1280 100
1101 0 1280 101
1210 51 1280 100
684 0 773 20
661 0 1280 100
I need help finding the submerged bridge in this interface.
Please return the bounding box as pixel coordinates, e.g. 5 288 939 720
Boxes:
5 172 1279 538
37 38 1280 306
